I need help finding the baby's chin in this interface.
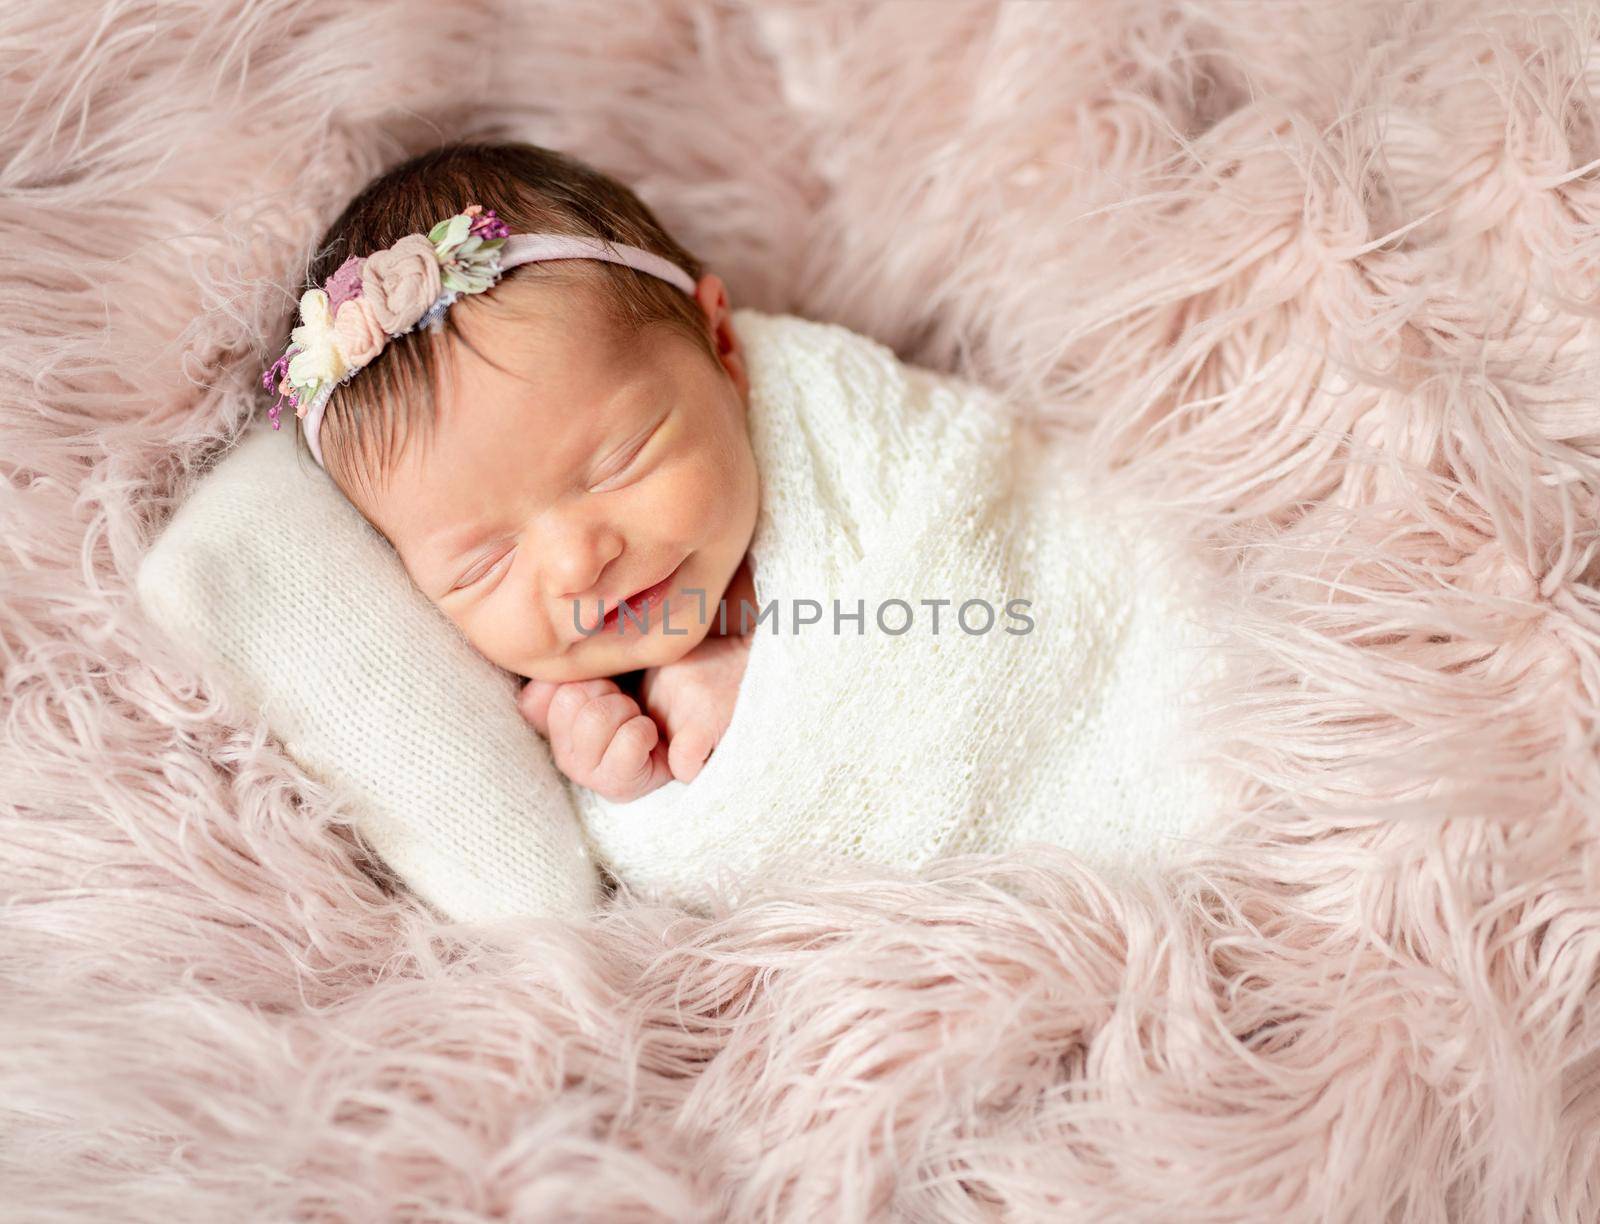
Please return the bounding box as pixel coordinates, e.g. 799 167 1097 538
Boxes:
515 617 711 684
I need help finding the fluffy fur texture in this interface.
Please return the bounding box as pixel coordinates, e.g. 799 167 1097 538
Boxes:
2 1 1597 1219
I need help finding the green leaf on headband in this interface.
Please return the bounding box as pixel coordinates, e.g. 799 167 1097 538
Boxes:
431 215 472 256
442 267 496 295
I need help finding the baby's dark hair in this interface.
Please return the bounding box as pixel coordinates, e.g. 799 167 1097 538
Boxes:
285 140 710 506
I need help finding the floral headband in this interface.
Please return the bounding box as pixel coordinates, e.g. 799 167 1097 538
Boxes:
262 203 699 469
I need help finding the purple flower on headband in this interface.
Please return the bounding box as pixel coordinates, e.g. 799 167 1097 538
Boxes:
323 255 366 313
261 347 301 430
260 351 289 395
466 206 510 241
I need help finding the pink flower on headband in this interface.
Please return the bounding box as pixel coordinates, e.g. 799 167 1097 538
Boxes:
361 234 442 333
333 296 386 370
324 255 366 313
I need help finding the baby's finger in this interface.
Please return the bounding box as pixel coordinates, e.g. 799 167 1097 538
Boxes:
594 716 673 802
566 691 644 776
547 679 619 761
666 724 718 784
517 679 561 736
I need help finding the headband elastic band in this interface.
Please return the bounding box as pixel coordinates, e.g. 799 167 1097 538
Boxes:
501 232 698 296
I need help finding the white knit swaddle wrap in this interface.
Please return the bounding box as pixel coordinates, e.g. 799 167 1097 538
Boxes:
576 309 1220 902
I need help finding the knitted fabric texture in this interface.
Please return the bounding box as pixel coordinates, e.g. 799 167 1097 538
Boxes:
135 424 602 922
576 309 1222 904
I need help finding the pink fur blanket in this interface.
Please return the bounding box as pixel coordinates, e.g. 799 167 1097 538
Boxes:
4 1 1597 1218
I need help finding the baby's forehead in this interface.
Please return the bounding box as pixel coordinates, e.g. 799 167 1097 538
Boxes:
423 358 666 493
463 266 632 358
435 299 644 427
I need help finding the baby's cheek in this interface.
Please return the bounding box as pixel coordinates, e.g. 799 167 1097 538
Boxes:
703 455 754 536
636 458 720 538
701 425 760 536
457 603 559 678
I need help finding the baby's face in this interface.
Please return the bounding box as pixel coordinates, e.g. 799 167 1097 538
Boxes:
361 272 759 683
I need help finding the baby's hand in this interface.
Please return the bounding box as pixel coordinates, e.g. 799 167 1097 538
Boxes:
637 632 753 784
518 677 672 803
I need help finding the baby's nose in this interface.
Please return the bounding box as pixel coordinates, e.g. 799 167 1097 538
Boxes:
545 521 624 599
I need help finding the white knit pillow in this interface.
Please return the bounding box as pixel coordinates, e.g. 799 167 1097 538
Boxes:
136 421 603 922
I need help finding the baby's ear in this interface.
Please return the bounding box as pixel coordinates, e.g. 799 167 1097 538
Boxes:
694 273 748 402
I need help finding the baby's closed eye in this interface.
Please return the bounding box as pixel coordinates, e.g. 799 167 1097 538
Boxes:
587 409 670 493
456 546 515 590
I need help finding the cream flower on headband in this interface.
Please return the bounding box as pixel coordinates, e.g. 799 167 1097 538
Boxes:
260 204 511 434
285 289 346 413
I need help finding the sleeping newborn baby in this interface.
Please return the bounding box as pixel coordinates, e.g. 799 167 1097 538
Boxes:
396 262 759 800
266 140 769 803
267 139 1219 890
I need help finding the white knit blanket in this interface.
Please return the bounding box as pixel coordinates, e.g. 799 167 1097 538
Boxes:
576 309 1221 901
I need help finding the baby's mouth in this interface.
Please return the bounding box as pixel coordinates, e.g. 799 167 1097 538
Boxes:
600 559 684 632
